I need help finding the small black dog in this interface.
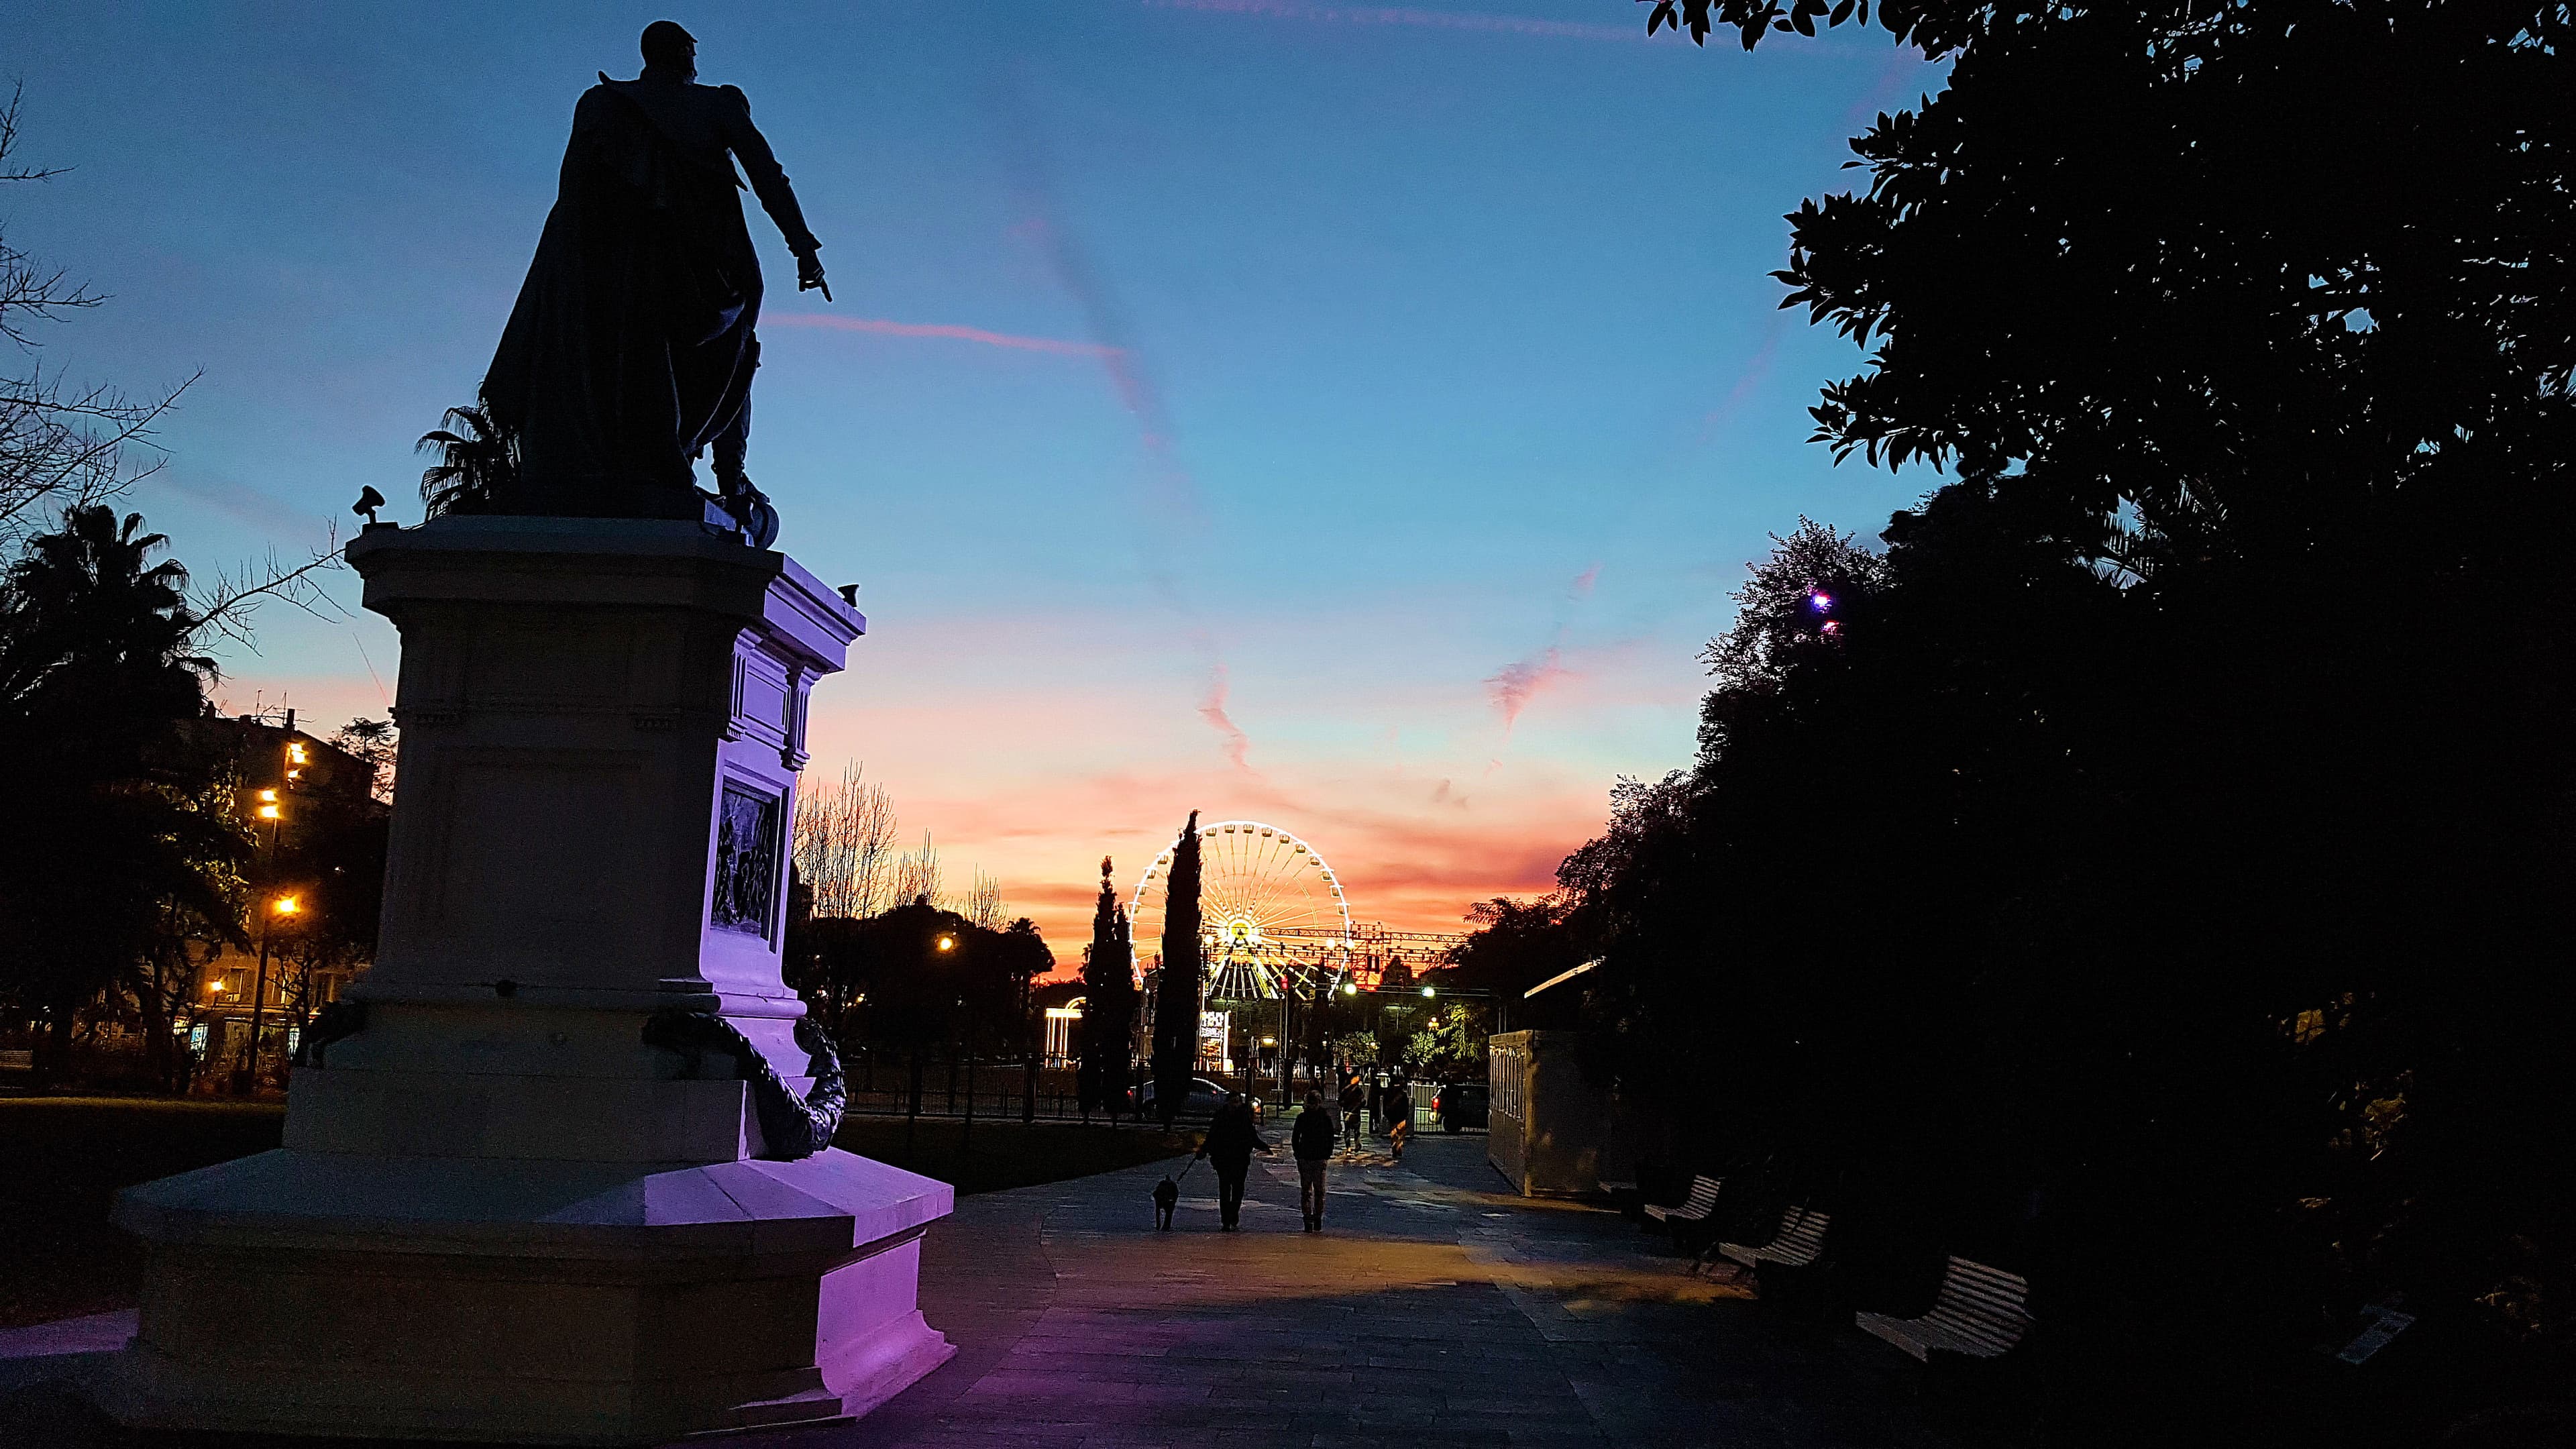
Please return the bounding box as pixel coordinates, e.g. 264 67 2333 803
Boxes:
1152 1174 1179 1230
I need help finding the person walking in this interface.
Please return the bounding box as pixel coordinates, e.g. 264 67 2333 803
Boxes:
1291 1089 1337 1230
1339 1074 1366 1151
1195 1090 1272 1230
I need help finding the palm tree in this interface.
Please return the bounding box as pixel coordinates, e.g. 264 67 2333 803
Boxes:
415 404 518 519
0 504 211 732
0 505 239 1087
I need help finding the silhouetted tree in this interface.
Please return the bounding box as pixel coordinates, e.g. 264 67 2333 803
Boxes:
330 716 397 804
1442 895 1586 1028
0 506 244 1084
1077 857 1137 1123
1483 3 2576 1439
1150 812 1201 1128
792 762 901 922
992 916 1051 1057
963 869 1008 932
415 403 517 519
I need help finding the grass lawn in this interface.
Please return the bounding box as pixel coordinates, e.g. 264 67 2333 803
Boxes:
0 1096 1191 1330
0 1097 286 1330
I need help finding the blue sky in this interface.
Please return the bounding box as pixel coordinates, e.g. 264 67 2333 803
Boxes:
10 0 1944 941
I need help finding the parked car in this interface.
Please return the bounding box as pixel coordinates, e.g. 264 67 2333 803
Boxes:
1433 1081 1489 1132
1126 1077 1264 1120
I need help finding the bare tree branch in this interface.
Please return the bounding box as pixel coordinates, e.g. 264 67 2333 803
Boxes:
0 85 189 548
189 526 352 653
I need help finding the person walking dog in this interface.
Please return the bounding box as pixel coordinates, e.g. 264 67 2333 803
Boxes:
1291 1089 1337 1231
1196 1091 1272 1230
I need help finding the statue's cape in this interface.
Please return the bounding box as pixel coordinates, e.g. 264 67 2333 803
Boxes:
596 74 749 194
480 80 763 517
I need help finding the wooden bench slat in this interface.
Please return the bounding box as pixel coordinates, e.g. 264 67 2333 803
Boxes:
1646 1175 1723 1225
1921 1311 2019 1347
1717 1204 1815 1270
1855 1256 2032 1362
1935 1283 2029 1320
1944 1271 2029 1299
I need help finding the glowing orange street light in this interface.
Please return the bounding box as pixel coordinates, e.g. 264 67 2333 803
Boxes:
272 896 300 916
935 935 955 953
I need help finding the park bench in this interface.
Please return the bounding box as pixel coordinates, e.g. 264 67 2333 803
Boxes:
1715 1205 1830 1274
1643 1174 1722 1232
1856 1256 2033 1362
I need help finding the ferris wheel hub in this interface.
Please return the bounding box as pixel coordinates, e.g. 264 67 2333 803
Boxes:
1128 820 1353 1000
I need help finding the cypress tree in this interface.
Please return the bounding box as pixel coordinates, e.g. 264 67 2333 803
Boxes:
1150 811 1202 1127
1078 856 1135 1123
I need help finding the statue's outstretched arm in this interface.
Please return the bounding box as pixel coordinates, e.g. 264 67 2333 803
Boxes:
720 85 820 259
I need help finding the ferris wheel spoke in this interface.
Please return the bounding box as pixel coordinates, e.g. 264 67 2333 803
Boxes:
1125 820 1356 1001
1233 834 1306 922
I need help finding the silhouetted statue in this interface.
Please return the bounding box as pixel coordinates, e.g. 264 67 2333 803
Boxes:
482 20 827 543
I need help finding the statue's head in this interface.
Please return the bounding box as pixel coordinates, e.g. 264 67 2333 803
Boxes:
641 20 698 77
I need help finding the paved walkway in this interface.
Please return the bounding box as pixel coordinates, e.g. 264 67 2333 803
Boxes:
755 1131 1941 1449
0 1132 1942 1448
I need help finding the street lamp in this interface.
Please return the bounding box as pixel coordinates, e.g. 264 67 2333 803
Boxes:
936 934 955 953
242 892 298 1094
1421 985 1436 998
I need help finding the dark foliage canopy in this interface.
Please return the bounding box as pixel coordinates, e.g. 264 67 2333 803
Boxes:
0 506 247 1076
1442 1 2576 1439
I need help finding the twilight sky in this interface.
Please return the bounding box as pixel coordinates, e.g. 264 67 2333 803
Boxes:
10 1 1944 949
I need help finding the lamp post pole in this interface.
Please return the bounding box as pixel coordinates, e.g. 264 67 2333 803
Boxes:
237 786 284 1093
244 893 294 1093
1276 973 1291 1107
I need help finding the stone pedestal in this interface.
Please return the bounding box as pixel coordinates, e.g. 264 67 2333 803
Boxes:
103 517 954 1444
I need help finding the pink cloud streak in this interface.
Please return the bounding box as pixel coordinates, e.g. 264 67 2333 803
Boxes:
1487 645 1576 737
766 311 1118 358
1199 663 1255 772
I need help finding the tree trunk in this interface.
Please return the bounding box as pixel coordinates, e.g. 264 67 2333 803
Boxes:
35 996 76 1091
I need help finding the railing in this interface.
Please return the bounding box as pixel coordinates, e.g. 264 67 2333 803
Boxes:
826 1055 1352 1122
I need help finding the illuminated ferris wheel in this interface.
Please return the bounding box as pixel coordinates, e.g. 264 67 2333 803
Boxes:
1130 820 1354 1002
